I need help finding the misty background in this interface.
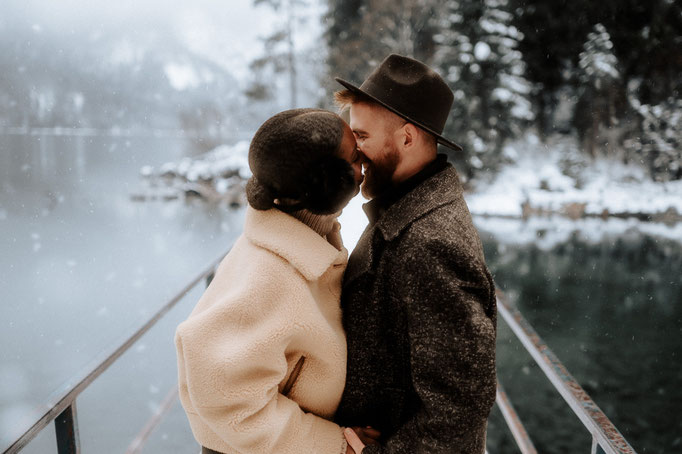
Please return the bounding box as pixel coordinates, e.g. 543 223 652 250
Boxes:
1 0 681 453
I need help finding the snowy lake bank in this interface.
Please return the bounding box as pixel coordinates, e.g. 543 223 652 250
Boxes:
466 134 682 226
135 136 682 251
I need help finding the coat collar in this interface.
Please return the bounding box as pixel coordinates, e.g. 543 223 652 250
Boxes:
244 206 347 281
372 166 463 241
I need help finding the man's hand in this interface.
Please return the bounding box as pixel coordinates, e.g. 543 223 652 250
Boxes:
344 426 381 453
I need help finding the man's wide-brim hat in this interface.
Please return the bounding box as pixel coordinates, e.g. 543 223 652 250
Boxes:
335 54 462 151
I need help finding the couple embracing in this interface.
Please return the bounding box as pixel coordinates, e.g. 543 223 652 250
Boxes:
175 54 497 454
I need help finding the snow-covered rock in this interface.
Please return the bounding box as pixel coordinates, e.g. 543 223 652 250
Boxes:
133 140 250 205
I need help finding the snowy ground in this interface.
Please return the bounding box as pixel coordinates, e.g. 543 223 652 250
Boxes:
466 133 682 221
472 215 682 249
341 133 682 249
140 134 682 250
464 133 682 247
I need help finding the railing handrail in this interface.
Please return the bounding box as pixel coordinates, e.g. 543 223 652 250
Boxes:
496 294 638 454
3 250 638 454
3 249 230 454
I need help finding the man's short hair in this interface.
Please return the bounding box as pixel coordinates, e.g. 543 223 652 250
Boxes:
333 89 374 112
334 89 438 148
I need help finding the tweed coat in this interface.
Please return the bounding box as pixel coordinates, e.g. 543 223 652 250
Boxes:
334 164 497 453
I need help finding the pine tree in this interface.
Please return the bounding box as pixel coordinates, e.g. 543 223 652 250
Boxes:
433 0 533 178
579 24 620 93
574 23 622 157
510 0 682 140
625 82 682 181
323 0 442 105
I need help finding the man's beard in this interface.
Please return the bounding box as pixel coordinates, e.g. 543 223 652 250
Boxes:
361 141 401 200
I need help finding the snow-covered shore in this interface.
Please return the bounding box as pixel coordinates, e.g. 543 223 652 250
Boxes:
137 135 682 250
472 215 682 249
134 141 251 204
341 133 682 249
466 134 682 222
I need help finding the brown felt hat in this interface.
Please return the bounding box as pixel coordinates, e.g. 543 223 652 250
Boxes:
335 54 462 151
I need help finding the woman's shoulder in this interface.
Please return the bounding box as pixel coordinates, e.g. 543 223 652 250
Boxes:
181 235 306 324
223 231 307 282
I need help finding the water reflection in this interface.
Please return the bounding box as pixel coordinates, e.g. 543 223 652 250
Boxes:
0 133 244 450
478 221 682 453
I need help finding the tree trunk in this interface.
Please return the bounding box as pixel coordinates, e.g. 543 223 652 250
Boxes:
286 0 297 108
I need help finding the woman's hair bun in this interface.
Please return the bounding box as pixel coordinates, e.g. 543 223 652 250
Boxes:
245 177 275 211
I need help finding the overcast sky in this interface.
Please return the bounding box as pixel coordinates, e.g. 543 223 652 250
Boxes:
3 0 325 79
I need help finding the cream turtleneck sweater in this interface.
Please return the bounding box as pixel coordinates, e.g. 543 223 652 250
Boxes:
290 209 343 250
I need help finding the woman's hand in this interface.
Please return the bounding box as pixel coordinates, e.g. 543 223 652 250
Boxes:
344 426 382 453
344 428 363 453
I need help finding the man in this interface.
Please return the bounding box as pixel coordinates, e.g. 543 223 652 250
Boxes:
333 54 497 453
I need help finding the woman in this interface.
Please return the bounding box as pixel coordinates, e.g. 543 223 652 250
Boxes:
175 108 370 454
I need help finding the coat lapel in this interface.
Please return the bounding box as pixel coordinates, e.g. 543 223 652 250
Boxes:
343 222 376 287
376 166 463 241
343 167 463 288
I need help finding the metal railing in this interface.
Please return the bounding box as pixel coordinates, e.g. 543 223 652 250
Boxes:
3 254 638 454
2 250 227 454
494 293 638 454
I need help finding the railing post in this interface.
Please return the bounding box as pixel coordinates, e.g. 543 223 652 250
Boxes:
55 402 80 454
495 382 538 454
591 436 608 454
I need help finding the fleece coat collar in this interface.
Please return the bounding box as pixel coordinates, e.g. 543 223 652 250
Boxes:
244 206 347 281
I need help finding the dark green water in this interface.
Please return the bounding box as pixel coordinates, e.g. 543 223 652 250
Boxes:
478 225 682 453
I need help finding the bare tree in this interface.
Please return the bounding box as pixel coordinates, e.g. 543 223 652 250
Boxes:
247 0 309 108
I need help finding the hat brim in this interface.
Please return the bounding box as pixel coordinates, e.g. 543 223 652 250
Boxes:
335 77 463 152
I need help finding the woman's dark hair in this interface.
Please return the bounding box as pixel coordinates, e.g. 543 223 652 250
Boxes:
245 108 356 215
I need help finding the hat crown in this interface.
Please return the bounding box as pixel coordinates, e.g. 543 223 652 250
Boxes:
382 54 433 84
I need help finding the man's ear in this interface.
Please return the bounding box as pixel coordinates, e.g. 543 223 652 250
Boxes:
402 123 418 148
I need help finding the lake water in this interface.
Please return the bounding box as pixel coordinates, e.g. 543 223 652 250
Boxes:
478 219 682 453
0 133 245 452
1 134 680 453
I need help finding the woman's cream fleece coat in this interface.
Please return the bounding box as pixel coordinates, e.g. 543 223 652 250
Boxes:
175 207 348 454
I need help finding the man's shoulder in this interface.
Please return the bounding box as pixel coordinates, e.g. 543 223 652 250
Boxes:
402 185 478 242
391 193 489 273
401 203 479 252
